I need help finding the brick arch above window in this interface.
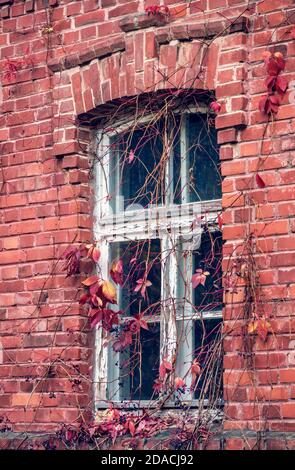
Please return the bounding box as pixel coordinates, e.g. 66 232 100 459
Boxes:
50 14 249 160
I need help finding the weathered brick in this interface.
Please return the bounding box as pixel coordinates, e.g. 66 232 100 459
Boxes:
0 0 294 452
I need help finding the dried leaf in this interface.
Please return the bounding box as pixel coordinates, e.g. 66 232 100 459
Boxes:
248 320 258 334
128 420 136 437
256 173 266 188
101 280 117 304
81 275 100 286
210 101 221 113
134 278 152 299
192 269 209 288
257 318 271 342
110 259 124 286
191 359 201 376
174 377 186 390
92 246 101 263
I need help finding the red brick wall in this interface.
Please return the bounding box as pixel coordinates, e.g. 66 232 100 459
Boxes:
0 0 295 450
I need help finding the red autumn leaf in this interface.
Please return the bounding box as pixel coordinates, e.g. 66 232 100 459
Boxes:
102 309 119 331
217 213 223 229
109 406 120 421
139 318 148 330
134 277 152 299
62 246 81 277
159 359 173 380
92 246 101 263
291 26 295 39
110 259 124 286
89 282 100 296
91 294 103 308
275 75 288 95
265 75 276 93
79 293 91 305
85 244 93 257
90 310 102 329
256 173 266 188
210 101 221 113
268 94 280 114
259 95 280 115
145 5 170 16
113 330 133 352
191 269 210 288
133 313 149 331
174 377 186 390
153 378 165 393
159 364 167 380
91 308 119 331
267 57 280 76
191 359 201 376
81 275 100 286
85 244 101 263
191 360 202 391
128 420 136 436
267 53 285 76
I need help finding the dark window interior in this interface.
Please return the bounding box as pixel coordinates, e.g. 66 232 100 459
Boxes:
110 239 161 318
193 231 223 310
110 122 164 210
194 318 223 400
119 322 160 401
173 114 221 204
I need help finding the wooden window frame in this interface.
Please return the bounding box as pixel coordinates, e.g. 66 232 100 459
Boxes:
93 108 222 409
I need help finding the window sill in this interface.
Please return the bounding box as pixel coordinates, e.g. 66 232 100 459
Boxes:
95 399 224 411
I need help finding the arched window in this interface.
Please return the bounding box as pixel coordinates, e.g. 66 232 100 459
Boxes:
94 101 222 407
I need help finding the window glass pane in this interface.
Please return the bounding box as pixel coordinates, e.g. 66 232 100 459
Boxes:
109 122 164 212
110 239 161 318
194 318 222 400
187 114 221 202
172 116 182 205
108 113 220 211
119 322 160 401
193 231 222 310
172 114 220 204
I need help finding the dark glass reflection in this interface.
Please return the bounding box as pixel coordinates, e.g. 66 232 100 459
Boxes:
187 114 221 202
120 322 160 401
110 123 164 211
110 239 161 317
193 231 223 310
194 318 222 399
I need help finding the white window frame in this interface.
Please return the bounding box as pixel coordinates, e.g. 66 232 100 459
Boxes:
93 108 222 409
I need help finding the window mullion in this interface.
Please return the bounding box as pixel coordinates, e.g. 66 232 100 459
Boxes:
176 318 194 400
175 242 194 401
160 235 177 369
94 239 110 403
180 114 189 204
164 121 174 206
